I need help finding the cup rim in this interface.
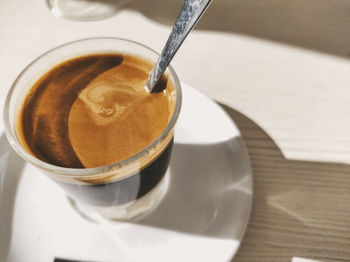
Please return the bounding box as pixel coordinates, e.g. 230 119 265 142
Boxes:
3 37 182 181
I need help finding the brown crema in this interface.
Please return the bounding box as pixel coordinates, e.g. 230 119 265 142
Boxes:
17 54 174 168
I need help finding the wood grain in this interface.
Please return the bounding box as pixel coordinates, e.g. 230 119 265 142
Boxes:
221 104 350 262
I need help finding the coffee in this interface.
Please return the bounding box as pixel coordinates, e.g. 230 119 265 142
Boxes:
57 138 174 206
17 54 174 169
5 38 181 219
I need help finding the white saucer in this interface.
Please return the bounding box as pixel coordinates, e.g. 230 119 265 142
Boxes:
0 83 253 262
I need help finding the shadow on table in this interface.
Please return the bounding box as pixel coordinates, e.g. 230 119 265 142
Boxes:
0 133 25 261
128 0 350 58
218 104 350 262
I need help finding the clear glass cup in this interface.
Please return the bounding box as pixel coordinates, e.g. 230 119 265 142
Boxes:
3 37 182 222
47 0 128 21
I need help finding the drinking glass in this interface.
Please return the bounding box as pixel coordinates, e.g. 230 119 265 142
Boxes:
3 37 182 221
47 0 128 21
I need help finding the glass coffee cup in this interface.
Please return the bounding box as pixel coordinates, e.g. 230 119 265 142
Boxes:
3 37 182 221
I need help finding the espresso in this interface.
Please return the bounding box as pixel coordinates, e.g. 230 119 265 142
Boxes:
17 54 174 169
57 138 173 206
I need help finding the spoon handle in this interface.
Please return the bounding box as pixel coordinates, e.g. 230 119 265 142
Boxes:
146 0 212 92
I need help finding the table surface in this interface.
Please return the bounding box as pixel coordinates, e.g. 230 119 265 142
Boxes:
1 0 350 261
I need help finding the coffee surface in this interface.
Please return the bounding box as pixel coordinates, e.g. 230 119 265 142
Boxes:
18 54 174 168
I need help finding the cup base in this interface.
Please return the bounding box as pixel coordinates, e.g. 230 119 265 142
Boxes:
67 169 170 223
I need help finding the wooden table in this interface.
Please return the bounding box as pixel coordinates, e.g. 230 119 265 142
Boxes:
1 0 350 261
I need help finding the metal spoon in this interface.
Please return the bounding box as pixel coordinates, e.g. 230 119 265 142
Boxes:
145 0 212 93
